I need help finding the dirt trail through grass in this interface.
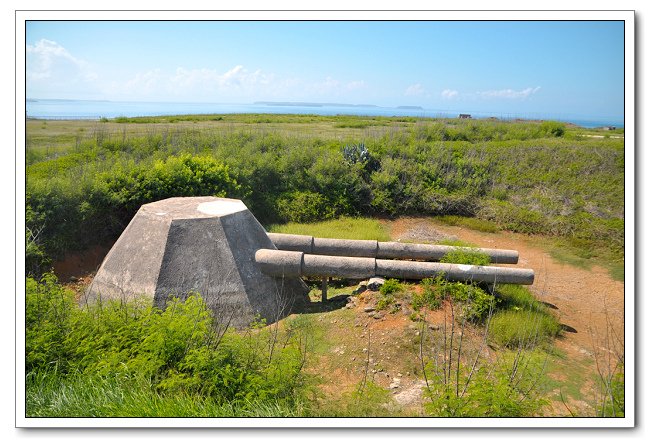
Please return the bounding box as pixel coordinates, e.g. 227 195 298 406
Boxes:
388 217 624 414
389 218 624 353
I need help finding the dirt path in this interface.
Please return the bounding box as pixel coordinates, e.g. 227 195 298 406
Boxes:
388 217 624 355
388 217 625 415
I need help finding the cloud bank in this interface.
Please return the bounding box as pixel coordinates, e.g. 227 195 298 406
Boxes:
478 86 541 100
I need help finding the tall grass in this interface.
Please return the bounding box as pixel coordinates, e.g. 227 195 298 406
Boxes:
26 369 305 417
25 274 315 417
489 285 562 348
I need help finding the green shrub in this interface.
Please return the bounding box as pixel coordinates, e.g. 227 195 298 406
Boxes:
276 191 336 223
379 278 403 296
489 309 561 349
412 277 442 311
598 361 624 417
416 275 497 321
540 120 566 137
488 284 561 348
424 361 547 417
26 275 314 416
375 296 395 311
440 248 491 266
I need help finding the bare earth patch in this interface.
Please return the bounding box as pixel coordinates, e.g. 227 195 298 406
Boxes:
387 217 624 415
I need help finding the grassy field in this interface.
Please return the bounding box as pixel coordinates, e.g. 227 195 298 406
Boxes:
24 114 624 418
26 114 624 279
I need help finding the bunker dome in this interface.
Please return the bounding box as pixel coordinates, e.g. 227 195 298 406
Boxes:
84 197 309 328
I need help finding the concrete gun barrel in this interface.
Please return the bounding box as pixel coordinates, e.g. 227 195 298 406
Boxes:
255 249 534 285
267 233 519 264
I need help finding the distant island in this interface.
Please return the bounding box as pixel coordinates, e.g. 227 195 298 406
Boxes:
254 101 379 108
397 105 424 110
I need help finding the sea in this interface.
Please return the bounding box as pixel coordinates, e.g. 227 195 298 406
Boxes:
25 99 624 129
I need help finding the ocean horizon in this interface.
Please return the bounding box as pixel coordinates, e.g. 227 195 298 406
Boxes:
25 98 624 129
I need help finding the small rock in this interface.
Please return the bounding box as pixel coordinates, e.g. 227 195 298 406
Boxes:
345 303 356 309
415 331 420 336
373 313 383 319
364 306 376 313
367 277 386 291
353 281 368 295
397 373 402 377
362 348 368 353
429 324 441 331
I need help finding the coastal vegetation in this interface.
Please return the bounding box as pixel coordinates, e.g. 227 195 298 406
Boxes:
24 114 624 418
26 114 624 279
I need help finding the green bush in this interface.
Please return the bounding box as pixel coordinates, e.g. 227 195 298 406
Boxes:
375 296 395 311
424 361 547 417
276 191 336 223
440 248 491 266
416 275 497 321
379 278 403 296
540 121 566 137
25 114 623 278
488 284 561 348
26 275 313 416
489 310 561 349
412 277 442 311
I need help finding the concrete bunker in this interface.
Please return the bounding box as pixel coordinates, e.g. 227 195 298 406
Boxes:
84 197 309 328
86 196 534 327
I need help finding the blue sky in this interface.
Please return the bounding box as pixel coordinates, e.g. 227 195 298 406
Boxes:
26 20 624 120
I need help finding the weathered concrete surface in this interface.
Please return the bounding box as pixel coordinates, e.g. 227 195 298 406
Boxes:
267 233 519 264
255 249 534 285
85 197 308 328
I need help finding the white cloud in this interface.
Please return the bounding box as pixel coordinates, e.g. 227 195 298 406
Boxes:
124 69 163 94
441 89 459 99
478 86 541 100
404 83 426 97
26 39 96 82
170 65 274 92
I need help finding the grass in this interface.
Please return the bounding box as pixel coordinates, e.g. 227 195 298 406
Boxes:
545 239 624 282
489 285 562 348
440 248 491 265
268 217 391 241
437 238 479 248
27 369 305 417
26 114 623 281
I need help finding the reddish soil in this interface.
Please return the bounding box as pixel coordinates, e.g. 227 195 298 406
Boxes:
53 243 112 282
387 217 625 415
387 217 625 359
